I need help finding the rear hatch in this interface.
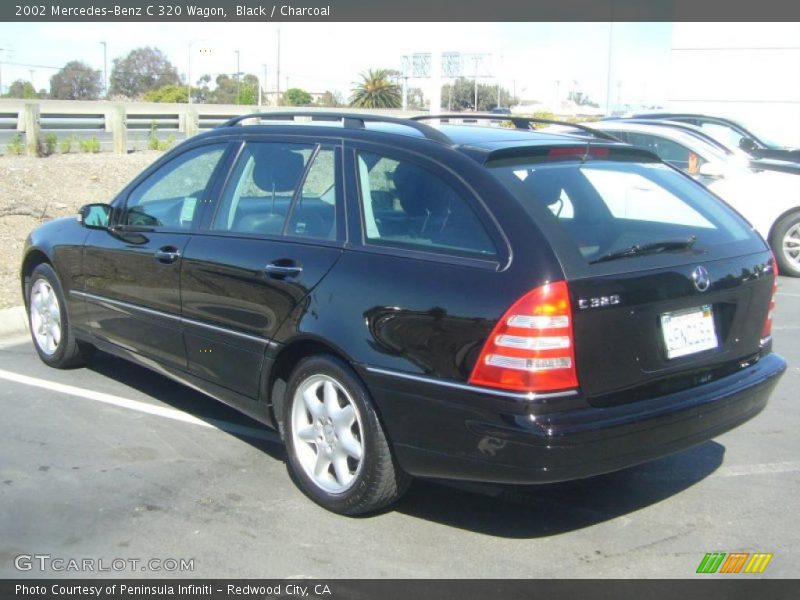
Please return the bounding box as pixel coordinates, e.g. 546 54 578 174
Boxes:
487 145 776 406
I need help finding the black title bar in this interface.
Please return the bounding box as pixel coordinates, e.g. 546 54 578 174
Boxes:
5 0 800 22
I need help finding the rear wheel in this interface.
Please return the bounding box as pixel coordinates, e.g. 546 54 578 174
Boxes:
283 354 410 515
26 263 93 368
771 211 800 277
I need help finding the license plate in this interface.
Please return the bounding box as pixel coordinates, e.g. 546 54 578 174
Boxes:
660 305 718 359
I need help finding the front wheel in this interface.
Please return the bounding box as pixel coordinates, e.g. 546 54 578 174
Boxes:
26 263 93 368
283 355 411 515
770 211 800 277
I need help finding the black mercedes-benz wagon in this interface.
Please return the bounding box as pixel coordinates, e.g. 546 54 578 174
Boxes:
22 112 786 514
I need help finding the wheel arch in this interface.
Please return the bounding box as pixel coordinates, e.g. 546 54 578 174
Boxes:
266 336 372 438
768 206 800 244
20 248 53 307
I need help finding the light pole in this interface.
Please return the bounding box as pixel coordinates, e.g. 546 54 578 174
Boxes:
100 41 107 97
0 48 5 96
187 39 207 104
605 21 614 115
260 63 267 106
276 25 281 105
472 55 479 111
235 49 240 105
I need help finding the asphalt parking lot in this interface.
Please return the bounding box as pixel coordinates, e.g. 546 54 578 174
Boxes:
1 278 799 579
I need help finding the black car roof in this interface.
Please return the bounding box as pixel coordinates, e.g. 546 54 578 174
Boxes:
196 115 632 164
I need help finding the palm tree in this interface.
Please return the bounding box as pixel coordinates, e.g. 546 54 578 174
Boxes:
349 69 401 109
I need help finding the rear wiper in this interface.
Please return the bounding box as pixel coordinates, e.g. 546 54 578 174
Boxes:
589 235 697 265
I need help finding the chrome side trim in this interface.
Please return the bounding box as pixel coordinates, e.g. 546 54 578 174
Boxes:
364 366 579 402
181 315 269 346
73 290 180 321
71 290 274 347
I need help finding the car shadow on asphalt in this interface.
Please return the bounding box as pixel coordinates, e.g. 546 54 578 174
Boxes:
86 351 287 462
394 441 725 537
87 350 724 537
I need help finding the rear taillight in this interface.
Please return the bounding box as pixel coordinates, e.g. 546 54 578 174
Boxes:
469 280 579 393
762 253 779 341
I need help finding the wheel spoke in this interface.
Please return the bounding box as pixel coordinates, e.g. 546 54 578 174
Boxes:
296 425 317 444
332 453 352 486
313 451 331 479
303 385 325 419
334 404 355 428
49 323 61 346
323 380 340 418
339 431 362 460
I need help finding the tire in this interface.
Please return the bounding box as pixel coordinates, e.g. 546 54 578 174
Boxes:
26 263 93 368
283 354 411 515
770 211 800 277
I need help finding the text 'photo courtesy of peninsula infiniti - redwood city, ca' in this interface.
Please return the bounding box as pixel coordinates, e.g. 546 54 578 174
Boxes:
21 113 786 515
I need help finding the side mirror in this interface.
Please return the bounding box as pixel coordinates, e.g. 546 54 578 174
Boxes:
697 161 726 180
739 137 758 153
77 203 112 229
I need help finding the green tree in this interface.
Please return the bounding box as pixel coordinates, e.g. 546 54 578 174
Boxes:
143 84 189 103
49 61 103 100
349 68 401 109
441 77 517 112
109 46 180 98
191 74 212 103
283 87 313 106
5 79 38 99
208 73 258 105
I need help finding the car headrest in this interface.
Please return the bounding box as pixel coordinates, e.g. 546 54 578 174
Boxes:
251 146 306 193
392 162 451 217
525 169 567 207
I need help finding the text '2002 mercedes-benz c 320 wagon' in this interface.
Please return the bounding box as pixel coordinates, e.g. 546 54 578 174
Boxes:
22 112 786 515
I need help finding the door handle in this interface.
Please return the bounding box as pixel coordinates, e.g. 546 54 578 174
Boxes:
264 261 303 278
154 246 181 264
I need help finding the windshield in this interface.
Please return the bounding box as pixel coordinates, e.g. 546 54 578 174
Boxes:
489 159 756 267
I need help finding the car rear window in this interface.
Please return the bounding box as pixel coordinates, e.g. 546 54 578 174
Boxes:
488 159 756 267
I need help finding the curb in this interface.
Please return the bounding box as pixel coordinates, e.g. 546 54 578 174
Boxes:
0 306 29 338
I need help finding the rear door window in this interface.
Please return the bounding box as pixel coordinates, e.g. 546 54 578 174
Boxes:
356 151 497 257
212 142 315 236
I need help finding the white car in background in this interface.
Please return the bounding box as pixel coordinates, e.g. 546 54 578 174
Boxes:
578 120 800 277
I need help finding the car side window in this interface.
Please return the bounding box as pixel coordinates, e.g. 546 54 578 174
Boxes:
124 144 227 229
212 142 315 236
286 146 338 240
622 133 706 174
698 122 745 150
356 151 497 257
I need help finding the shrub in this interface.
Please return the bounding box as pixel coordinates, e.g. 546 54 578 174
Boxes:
79 136 101 153
43 132 58 156
147 121 174 151
6 133 24 155
60 135 77 154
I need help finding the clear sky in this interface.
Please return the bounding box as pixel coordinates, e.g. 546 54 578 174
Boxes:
0 22 672 107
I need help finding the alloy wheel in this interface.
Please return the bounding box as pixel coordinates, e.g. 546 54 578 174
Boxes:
30 279 62 355
290 374 365 494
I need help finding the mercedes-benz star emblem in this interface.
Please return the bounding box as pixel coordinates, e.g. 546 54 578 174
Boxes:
692 266 711 292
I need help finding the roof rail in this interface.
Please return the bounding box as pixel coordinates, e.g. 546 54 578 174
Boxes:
219 111 452 144
410 114 621 142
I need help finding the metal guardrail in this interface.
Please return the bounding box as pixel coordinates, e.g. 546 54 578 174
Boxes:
0 100 421 155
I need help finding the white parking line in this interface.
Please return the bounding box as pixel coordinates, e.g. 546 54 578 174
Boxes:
0 368 280 443
714 461 800 477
